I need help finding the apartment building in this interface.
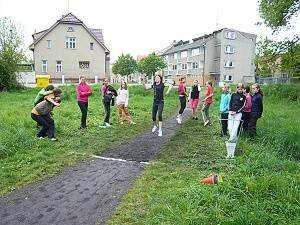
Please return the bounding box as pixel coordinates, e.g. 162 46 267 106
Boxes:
160 28 256 86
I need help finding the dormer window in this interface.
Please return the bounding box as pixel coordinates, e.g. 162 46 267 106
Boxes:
225 31 237 40
67 27 74 32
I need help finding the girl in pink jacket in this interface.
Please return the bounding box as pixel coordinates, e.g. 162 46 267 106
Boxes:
76 75 92 129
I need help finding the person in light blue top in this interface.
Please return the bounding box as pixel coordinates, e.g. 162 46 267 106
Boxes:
219 84 231 136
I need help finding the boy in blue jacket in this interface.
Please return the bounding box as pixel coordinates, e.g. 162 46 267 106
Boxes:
219 84 231 136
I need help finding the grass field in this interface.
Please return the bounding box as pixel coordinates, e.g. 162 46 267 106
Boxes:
0 84 178 196
108 84 300 225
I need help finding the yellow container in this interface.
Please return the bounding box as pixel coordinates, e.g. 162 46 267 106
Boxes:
36 75 51 88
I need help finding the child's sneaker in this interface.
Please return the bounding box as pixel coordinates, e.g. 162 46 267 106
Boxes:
204 120 209 126
105 122 112 127
152 125 157 133
50 138 58 141
158 129 162 137
38 136 45 140
130 121 136 125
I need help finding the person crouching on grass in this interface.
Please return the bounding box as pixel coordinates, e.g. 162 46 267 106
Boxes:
248 83 263 138
31 88 62 141
219 84 231 136
77 75 92 129
116 81 135 125
100 78 117 128
189 79 200 120
228 83 246 143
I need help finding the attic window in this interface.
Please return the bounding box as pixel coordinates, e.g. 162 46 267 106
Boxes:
67 27 74 32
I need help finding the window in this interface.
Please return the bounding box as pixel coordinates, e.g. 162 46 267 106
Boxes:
191 48 200 56
225 45 235 54
182 63 187 70
90 42 94 50
226 31 237 40
174 53 178 60
42 60 47 73
56 61 62 73
224 75 233 82
79 61 90 69
66 37 76 49
165 55 169 61
67 27 74 32
172 64 177 70
192 62 198 69
224 60 234 68
180 51 188 58
47 40 52 49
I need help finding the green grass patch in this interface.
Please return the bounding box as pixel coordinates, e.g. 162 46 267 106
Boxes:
108 84 300 225
0 85 178 196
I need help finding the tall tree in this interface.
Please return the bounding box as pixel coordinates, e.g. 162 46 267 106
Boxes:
137 53 166 83
0 17 26 91
259 0 300 31
112 54 137 80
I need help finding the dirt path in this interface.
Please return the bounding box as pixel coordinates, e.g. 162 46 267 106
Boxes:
0 110 190 225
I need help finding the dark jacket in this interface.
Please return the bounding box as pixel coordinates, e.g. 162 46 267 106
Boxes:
153 82 165 102
190 85 200 99
229 93 246 113
35 100 55 115
251 93 263 118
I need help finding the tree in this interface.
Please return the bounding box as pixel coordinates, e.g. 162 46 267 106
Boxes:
137 53 167 85
256 1 300 78
112 54 137 80
259 0 300 31
0 17 26 91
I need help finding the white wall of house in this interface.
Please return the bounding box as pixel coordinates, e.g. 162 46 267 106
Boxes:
34 23 106 81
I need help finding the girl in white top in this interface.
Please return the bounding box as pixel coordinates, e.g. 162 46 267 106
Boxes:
116 81 135 125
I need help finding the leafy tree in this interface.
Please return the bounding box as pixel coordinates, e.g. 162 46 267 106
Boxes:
0 17 26 91
137 53 166 84
259 0 300 31
112 54 137 79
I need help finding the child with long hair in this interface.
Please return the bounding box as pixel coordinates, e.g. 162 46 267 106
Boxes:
177 77 188 124
100 79 117 127
241 85 252 132
116 81 135 125
228 83 246 142
189 79 200 120
202 81 214 126
219 84 231 136
248 83 263 137
76 75 92 129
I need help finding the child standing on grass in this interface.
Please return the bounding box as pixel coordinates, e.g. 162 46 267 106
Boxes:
76 75 92 129
150 74 172 137
189 79 200 120
33 85 54 106
202 81 214 126
31 88 62 141
248 83 263 137
241 85 252 132
219 84 231 136
100 79 117 128
228 83 246 143
116 81 135 125
177 77 188 124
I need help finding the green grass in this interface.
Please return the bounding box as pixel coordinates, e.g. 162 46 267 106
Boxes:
0 85 178 196
108 84 300 225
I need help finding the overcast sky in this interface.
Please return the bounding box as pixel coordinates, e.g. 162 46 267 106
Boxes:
0 0 299 61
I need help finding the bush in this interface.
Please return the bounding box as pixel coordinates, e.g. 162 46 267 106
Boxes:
263 84 300 101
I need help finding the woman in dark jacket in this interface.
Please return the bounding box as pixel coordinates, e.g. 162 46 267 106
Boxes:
248 83 263 137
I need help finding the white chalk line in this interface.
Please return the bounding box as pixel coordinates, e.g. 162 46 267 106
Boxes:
91 155 150 165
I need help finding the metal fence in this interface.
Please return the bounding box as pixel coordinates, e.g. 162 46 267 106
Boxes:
256 74 290 85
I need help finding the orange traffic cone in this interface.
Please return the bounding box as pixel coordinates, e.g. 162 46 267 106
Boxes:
201 174 222 185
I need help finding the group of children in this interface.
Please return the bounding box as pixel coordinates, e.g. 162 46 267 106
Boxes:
30 75 263 142
175 78 263 143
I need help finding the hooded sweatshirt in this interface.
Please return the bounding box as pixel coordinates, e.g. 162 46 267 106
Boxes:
77 82 92 103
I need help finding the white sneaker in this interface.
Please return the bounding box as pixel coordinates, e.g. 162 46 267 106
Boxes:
178 116 182 124
152 125 157 133
204 120 209 126
158 129 162 137
105 122 112 127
